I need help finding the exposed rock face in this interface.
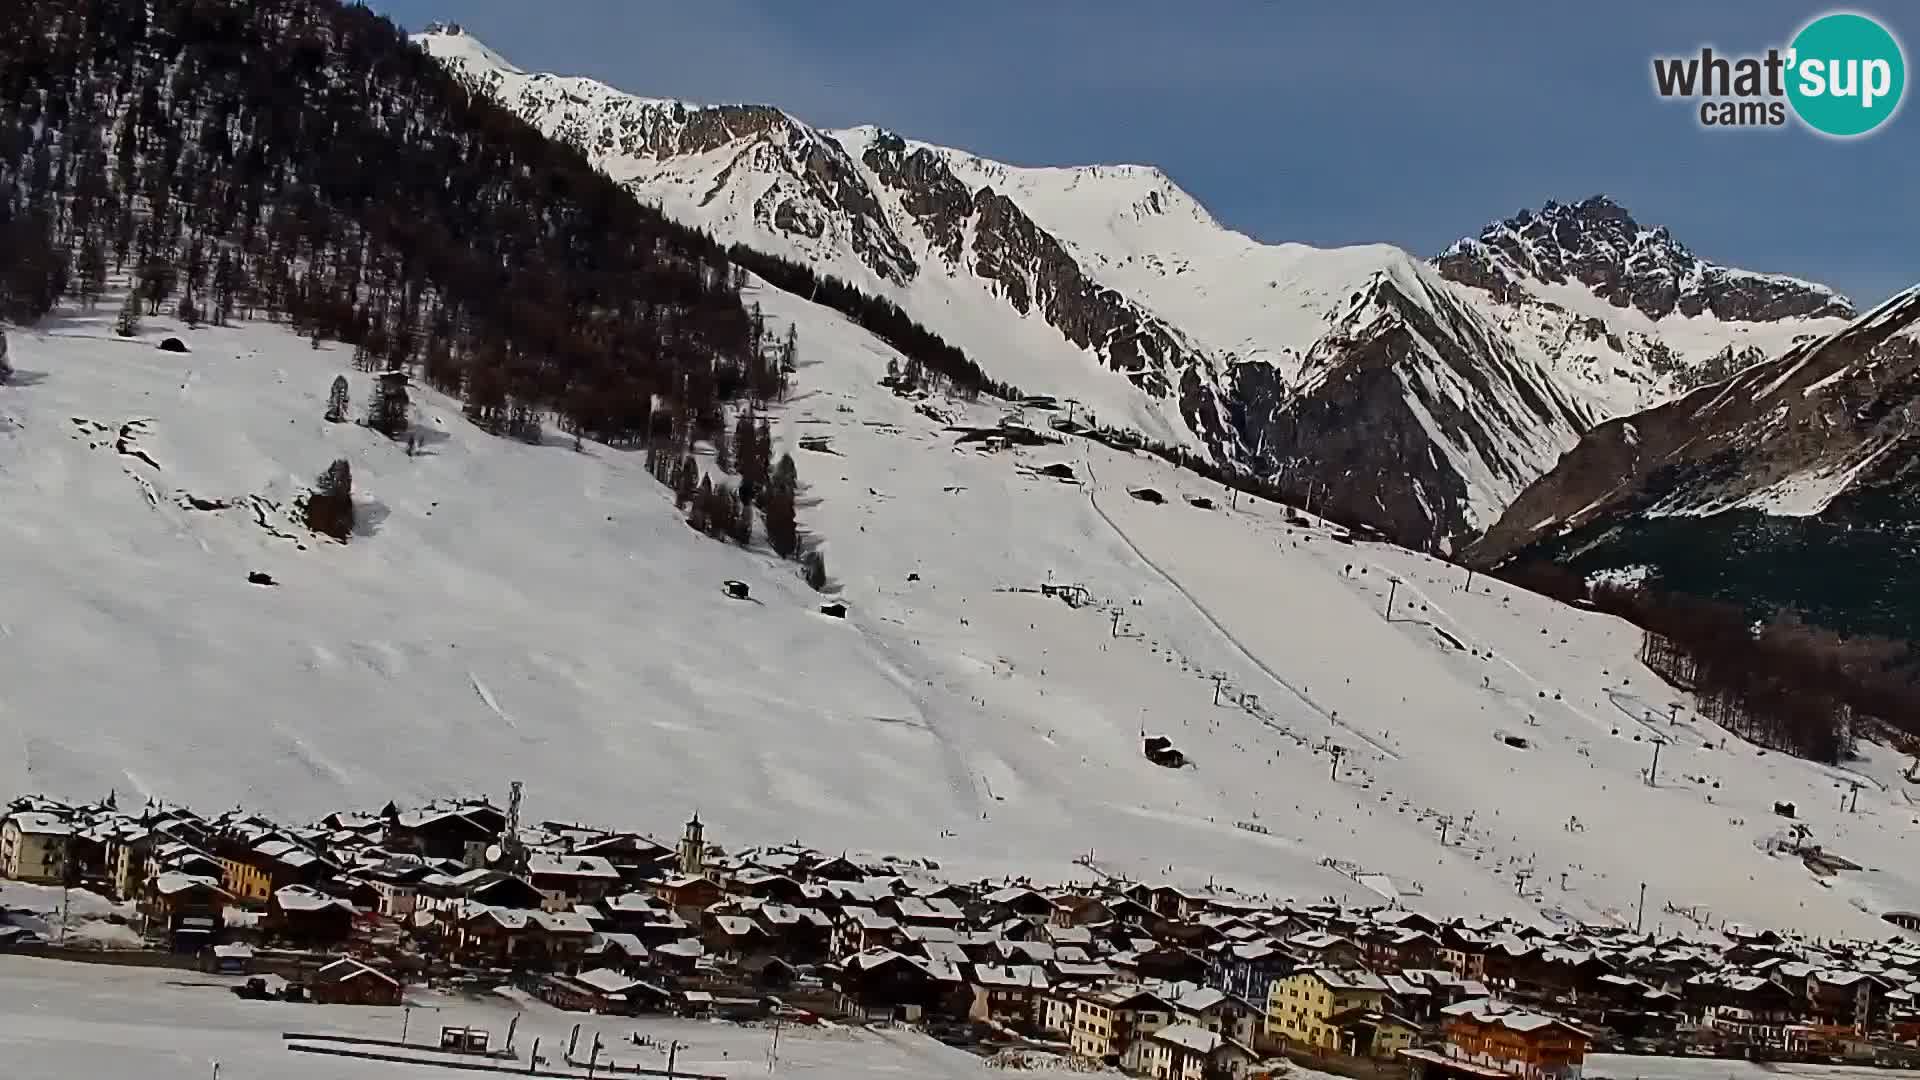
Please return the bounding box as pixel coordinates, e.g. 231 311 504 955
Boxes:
861 133 971 265
1469 288 1920 639
1239 268 1594 547
1438 196 1855 323
420 28 1863 555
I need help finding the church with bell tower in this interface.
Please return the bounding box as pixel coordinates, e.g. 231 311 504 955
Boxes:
678 811 705 877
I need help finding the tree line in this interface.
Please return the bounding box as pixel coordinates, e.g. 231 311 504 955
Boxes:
646 407 827 590
1499 560 1920 764
728 243 1019 402
0 0 833 562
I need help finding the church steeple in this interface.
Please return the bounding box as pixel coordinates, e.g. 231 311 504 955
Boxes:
678 811 705 877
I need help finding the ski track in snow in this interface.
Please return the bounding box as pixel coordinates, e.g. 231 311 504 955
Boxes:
4 284 1919 938
1082 455 1400 763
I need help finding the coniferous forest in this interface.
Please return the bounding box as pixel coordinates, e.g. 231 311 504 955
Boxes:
0 0 862 575
1498 560 1920 764
0 0 771 446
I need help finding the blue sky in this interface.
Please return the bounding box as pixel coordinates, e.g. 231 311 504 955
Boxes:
374 1 1915 306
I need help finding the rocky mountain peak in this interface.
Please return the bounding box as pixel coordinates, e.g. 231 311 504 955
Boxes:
1437 195 1854 324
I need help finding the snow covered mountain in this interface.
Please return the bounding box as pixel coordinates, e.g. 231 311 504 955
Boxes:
1438 196 1854 415
12 281 1920 942
1469 286 1920 641
414 26 1854 550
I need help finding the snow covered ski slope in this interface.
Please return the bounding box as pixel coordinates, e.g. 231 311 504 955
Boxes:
2 286 1916 940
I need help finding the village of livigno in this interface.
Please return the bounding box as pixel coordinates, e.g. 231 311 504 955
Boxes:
3 3 1918 1079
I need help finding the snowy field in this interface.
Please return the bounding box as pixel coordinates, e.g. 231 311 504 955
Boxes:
3 281 1919 939
0 955 1004 1080
5 957 1918 1080
1588 1056 1920 1080
0 882 142 948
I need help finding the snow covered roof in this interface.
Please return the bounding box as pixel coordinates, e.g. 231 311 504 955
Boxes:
534 910 593 934
273 884 355 913
152 871 226 897
999 940 1057 963
846 907 899 932
575 967 645 994
893 895 964 921
975 963 1049 990
1306 968 1389 992
1173 986 1229 1014
1053 961 1117 980
1442 998 1588 1038
594 932 647 957
921 941 969 967
5 812 73 837
1151 1022 1222 1055
757 903 805 925
528 853 620 880
711 915 764 938
460 905 592 935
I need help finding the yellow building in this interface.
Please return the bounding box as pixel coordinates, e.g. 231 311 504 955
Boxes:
1070 986 1174 1063
1266 967 1391 1049
0 812 73 885
219 855 275 905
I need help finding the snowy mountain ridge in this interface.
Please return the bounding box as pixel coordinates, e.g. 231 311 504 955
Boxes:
413 25 1855 549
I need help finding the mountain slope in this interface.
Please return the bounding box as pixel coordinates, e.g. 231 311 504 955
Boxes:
8 282 1920 939
1469 286 1920 640
415 27 1850 550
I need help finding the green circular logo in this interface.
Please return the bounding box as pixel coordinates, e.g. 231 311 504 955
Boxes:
1787 12 1906 137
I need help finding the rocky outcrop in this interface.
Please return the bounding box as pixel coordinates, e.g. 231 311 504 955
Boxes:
1438 196 1854 322
1238 269 1595 547
861 133 972 266
863 131 1226 435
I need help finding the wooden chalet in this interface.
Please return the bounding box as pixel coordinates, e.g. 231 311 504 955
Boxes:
308 957 403 1006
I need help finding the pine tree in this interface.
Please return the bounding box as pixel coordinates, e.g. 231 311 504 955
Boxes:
367 371 410 438
177 292 200 328
0 328 10 383
749 418 774 504
720 483 751 545
675 455 698 508
766 453 800 559
304 458 355 541
689 474 714 534
76 236 107 308
325 376 350 423
714 420 733 473
113 290 140 338
733 413 761 505
803 548 829 592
